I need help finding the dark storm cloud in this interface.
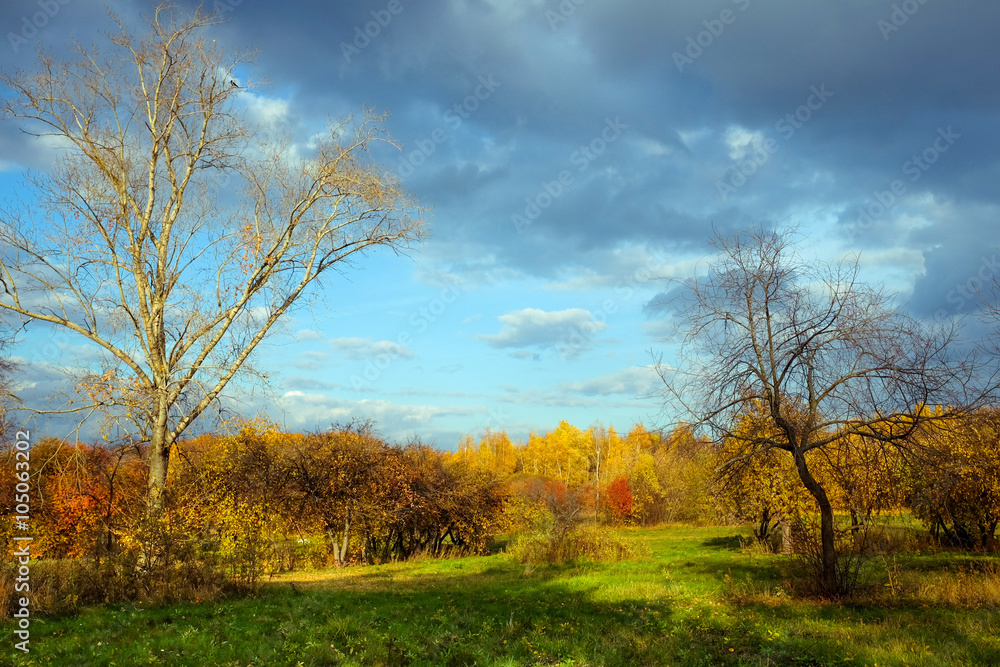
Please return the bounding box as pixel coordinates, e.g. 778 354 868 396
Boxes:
4 0 999 320
0 1 136 169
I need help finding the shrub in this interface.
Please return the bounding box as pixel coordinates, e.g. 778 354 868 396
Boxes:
906 410 1000 550
0 551 232 619
781 515 896 598
506 525 647 564
605 476 634 524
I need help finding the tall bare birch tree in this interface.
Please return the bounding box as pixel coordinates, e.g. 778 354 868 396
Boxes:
0 5 424 510
658 226 981 595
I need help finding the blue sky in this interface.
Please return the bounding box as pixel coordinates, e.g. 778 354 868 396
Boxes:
2 0 999 448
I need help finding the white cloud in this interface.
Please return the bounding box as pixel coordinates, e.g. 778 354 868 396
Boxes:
634 136 675 158
641 319 674 340
330 337 414 360
542 245 702 291
476 308 608 355
855 248 925 275
242 93 292 128
290 350 331 369
453 0 545 22
724 125 767 161
560 365 661 397
678 127 713 147
280 377 341 392
492 387 648 410
277 391 478 439
294 329 326 342
412 249 524 289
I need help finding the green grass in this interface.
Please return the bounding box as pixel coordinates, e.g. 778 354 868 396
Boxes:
2 525 999 666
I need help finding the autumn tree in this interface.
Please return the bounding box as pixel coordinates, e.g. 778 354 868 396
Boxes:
456 428 519 477
906 408 1000 549
519 422 588 483
817 432 905 530
587 424 611 510
522 478 592 556
605 475 633 524
7 436 145 559
653 423 714 523
0 5 423 511
395 444 508 558
659 226 981 595
285 422 393 566
716 400 813 549
541 421 591 486
628 451 663 524
284 425 508 565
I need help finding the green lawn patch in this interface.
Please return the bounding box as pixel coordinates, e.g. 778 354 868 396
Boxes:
2 525 998 666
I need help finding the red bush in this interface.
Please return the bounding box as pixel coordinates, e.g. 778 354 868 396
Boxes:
605 476 633 524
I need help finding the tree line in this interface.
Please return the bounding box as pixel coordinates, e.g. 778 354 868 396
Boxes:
0 421 508 574
454 410 1000 557
4 407 995 574
0 400 997 612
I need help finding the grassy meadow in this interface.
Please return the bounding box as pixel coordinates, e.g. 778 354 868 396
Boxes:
2 525 999 666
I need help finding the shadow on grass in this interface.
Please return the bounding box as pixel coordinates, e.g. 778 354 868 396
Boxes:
700 535 745 551
13 565 687 667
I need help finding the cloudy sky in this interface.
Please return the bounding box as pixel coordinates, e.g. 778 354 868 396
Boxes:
2 0 998 447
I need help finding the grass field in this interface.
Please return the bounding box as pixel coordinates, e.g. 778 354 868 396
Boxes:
2 525 998 666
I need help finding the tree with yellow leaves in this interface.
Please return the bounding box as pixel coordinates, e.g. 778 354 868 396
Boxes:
716 400 813 549
544 420 591 486
653 424 715 523
815 432 905 529
907 408 1000 549
455 428 519 477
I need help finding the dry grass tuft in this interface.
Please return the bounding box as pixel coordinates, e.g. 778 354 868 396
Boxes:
0 554 232 618
506 525 650 565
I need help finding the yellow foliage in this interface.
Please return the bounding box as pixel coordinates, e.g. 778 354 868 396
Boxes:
907 409 1000 549
717 401 814 541
814 433 905 522
629 452 663 524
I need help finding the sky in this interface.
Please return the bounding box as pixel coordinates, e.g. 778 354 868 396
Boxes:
1 0 999 449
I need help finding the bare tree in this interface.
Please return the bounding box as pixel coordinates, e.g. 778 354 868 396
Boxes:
0 5 424 511
658 226 982 595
